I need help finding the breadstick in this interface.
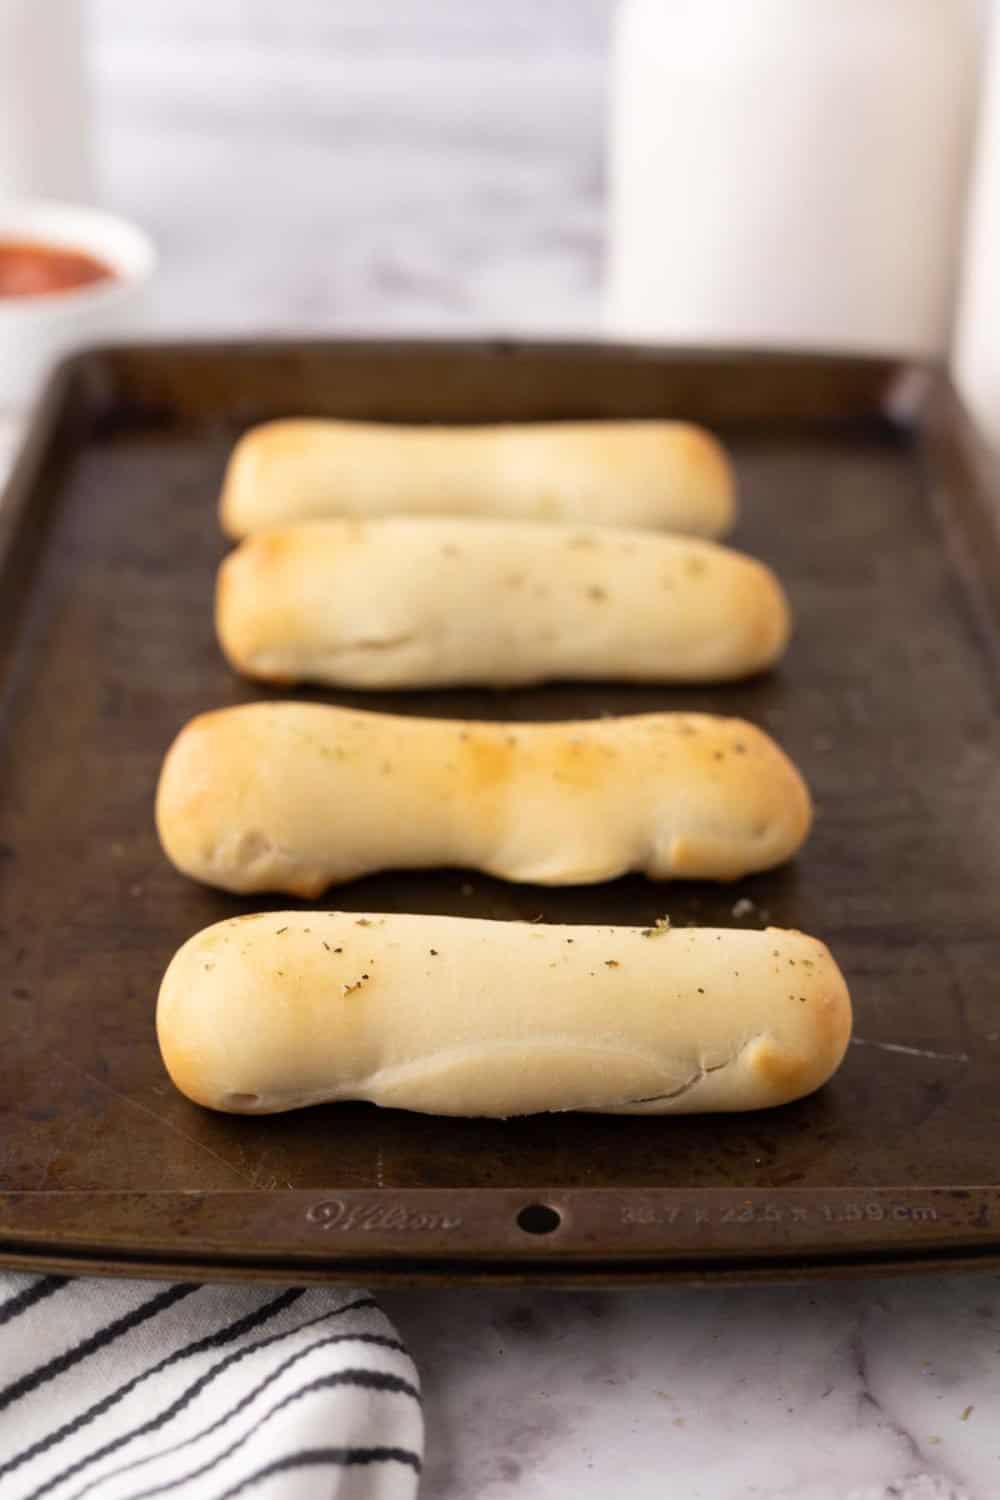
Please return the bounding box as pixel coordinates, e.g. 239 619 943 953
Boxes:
216 519 789 688
157 913 851 1117
155 703 812 896
219 418 735 539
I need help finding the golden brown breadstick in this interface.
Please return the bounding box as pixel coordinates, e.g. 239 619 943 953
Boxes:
216 519 789 688
157 913 851 1117
155 703 812 897
219 418 736 539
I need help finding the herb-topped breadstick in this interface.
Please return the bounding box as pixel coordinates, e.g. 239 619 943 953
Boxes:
157 913 851 1117
156 703 812 897
216 518 788 689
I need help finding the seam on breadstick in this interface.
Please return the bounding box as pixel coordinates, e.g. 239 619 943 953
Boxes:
369 1033 773 1111
618 1036 762 1106
155 704 813 894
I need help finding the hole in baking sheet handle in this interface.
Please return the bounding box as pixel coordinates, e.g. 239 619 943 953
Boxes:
516 1203 562 1236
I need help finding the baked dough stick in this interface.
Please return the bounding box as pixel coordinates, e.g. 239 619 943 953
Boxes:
155 704 812 896
216 520 789 689
157 914 851 1117
218 419 736 540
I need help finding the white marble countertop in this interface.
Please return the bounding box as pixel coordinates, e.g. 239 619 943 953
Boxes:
2 5 997 1496
382 1281 1000 1500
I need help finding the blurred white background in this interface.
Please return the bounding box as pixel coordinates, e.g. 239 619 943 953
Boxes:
86 0 610 336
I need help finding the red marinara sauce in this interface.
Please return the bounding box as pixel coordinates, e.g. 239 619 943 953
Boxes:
0 239 116 298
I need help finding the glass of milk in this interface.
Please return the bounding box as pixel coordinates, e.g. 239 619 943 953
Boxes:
606 0 981 357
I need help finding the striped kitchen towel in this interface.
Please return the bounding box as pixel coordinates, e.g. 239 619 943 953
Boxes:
0 1274 422 1499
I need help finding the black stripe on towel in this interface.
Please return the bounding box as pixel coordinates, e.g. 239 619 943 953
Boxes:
65 1328 407 1500
11 1289 305 1494
24 1294 376 1500
0 1276 68 1328
0 1283 197 1417
216 1446 422 1498
127 1370 422 1500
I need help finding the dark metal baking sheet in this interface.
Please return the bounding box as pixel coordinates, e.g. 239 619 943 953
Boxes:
2 340 1000 1284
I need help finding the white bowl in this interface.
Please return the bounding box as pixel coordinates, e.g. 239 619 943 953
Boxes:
0 200 156 409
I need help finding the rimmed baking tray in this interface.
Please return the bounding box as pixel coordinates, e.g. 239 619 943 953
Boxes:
3 340 1000 1285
